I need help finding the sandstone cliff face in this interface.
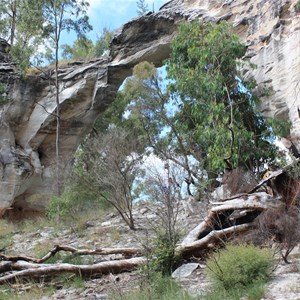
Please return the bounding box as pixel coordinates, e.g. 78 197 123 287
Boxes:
0 11 177 215
1 0 299 214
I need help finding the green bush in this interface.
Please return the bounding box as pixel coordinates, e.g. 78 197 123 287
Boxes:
204 282 265 300
205 244 274 299
113 273 197 300
150 232 181 276
0 83 9 106
296 0 300 12
46 184 109 223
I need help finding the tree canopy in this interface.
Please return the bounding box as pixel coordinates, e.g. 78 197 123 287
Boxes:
0 0 45 69
166 21 280 174
115 21 286 197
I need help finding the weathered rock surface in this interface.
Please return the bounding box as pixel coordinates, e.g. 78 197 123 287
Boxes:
1 0 300 213
172 263 200 279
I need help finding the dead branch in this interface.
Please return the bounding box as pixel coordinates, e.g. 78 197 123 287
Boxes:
183 192 276 245
248 160 299 194
210 192 277 211
0 245 142 263
176 192 282 257
248 169 284 193
176 223 252 256
0 257 147 284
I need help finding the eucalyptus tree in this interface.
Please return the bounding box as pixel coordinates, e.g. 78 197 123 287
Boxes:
61 36 94 59
42 0 92 194
92 27 113 57
0 0 18 45
166 21 280 177
61 27 113 59
123 61 200 195
120 21 283 195
0 0 44 69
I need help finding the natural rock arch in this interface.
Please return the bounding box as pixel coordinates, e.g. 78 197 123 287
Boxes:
0 0 299 215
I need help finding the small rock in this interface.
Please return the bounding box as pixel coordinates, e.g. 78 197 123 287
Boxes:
107 213 116 219
95 294 108 300
101 221 112 226
172 263 199 279
140 207 149 215
85 220 95 228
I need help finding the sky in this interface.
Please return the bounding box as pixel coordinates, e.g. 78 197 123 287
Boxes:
85 0 169 41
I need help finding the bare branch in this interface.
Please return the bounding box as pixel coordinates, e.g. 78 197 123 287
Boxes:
0 245 142 264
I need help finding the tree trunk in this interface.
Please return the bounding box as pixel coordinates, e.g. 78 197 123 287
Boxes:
10 0 17 46
0 257 147 284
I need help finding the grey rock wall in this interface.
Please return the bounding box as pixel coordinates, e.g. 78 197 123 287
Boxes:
1 0 299 214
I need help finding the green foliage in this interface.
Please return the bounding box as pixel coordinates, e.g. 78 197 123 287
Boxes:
204 282 265 300
0 0 44 70
46 184 106 223
0 1 95 70
119 22 284 197
296 0 300 12
266 117 291 139
92 27 113 57
121 61 165 145
0 83 8 106
206 244 273 299
114 273 197 300
61 28 113 60
42 0 92 42
286 160 300 179
166 21 280 173
61 37 94 60
150 232 181 276
10 42 35 70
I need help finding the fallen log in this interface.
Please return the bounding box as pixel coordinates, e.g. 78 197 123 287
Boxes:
176 223 252 256
210 192 278 211
181 192 277 246
175 192 283 258
0 245 142 263
0 257 147 284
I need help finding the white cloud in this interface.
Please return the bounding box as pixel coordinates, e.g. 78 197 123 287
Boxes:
88 0 168 16
88 0 133 15
86 0 169 37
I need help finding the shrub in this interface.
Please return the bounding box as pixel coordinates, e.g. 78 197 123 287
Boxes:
46 184 108 223
113 272 196 300
0 83 9 106
206 244 274 295
296 0 300 12
150 232 181 276
254 206 300 263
